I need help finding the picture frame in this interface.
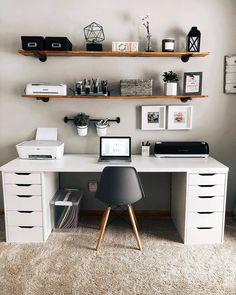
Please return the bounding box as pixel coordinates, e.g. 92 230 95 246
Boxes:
167 105 193 130
183 72 202 95
141 106 166 130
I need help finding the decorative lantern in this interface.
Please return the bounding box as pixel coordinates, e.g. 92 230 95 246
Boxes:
186 27 201 52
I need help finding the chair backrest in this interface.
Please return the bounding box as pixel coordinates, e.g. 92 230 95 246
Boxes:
95 166 145 205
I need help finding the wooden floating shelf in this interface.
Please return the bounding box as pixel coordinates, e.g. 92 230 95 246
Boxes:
22 94 208 100
18 50 209 58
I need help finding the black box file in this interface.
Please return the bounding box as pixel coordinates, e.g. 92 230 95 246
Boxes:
21 36 45 50
45 37 72 51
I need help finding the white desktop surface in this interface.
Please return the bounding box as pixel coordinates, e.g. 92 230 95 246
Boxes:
0 154 229 173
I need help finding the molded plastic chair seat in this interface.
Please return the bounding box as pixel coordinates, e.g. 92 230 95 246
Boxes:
95 166 145 251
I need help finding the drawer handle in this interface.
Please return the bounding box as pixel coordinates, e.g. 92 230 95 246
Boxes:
197 227 213 230
16 195 33 198
198 196 215 199
199 173 215 176
197 212 214 214
198 185 215 187
16 184 32 187
15 173 31 176
18 226 34 229
17 211 33 214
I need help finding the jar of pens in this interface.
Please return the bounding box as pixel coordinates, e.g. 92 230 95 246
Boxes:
141 141 151 157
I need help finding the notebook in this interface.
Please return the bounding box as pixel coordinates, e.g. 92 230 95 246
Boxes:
98 136 132 163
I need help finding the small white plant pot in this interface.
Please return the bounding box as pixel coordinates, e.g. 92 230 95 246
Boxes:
164 82 177 96
96 124 108 136
77 125 88 136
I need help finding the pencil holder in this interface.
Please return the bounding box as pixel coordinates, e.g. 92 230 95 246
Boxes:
141 146 150 157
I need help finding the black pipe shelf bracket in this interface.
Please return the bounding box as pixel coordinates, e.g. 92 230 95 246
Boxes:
181 54 193 63
64 116 121 124
180 97 192 103
36 97 50 102
34 53 47 62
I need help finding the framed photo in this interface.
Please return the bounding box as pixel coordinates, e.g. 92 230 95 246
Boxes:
167 105 193 130
141 106 166 130
183 72 202 95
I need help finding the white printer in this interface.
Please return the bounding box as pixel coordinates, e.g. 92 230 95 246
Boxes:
16 128 64 160
25 83 67 96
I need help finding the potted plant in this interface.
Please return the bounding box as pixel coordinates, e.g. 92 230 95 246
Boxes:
95 119 108 136
162 70 179 95
73 113 90 136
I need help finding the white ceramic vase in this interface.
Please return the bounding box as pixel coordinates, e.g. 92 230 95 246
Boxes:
164 82 177 95
77 126 88 136
96 124 108 136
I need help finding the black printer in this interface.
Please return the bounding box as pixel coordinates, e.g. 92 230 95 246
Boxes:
154 141 209 158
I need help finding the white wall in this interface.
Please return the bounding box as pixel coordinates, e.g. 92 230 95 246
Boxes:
0 0 236 210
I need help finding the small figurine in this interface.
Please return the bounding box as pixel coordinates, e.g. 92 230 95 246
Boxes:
83 22 105 51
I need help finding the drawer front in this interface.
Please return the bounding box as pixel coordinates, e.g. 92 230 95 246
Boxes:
4 173 41 184
226 55 236 66
7 211 43 226
188 195 224 212
188 173 225 185
187 212 223 228
5 194 42 211
7 226 44 243
5 184 42 196
188 185 225 197
186 225 222 244
225 83 236 93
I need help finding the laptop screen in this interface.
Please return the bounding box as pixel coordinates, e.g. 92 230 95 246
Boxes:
100 137 131 157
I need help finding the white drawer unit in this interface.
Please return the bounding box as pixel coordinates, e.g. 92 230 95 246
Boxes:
6 211 43 226
186 225 222 244
5 184 42 196
4 172 41 184
7 226 44 243
4 194 42 211
188 173 225 185
187 212 223 228
188 184 225 197
188 195 224 212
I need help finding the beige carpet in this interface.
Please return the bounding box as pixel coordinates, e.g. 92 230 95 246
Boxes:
0 216 235 295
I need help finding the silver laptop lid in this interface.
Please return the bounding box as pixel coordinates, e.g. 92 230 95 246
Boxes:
100 137 131 158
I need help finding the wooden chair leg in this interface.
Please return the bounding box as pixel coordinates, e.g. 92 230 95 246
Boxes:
128 204 142 251
96 206 111 251
130 204 139 228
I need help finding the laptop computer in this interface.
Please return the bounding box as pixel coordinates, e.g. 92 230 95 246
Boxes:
98 136 132 163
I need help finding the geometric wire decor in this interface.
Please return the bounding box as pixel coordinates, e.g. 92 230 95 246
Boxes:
83 22 105 43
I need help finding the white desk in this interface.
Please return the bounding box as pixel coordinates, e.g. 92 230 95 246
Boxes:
0 155 229 245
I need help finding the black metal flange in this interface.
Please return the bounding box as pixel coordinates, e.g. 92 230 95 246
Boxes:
36 97 50 102
180 97 192 103
181 54 192 63
34 54 47 62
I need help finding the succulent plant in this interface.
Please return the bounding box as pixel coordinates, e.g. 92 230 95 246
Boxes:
162 71 179 83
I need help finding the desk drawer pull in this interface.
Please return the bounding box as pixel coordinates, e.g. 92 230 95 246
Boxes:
16 184 32 187
198 196 214 199
16 195 33 198
19 226 34 229
197 212 214 214
199 173 215 176
198 185 215 188
197 227 213 230
17 211 33 214
15 173 31 176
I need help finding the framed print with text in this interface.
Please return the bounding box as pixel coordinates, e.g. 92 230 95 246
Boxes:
183 72 202 95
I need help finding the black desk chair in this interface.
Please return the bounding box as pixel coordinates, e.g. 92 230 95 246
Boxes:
95 166 145 251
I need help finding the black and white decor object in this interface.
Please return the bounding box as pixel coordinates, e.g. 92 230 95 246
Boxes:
83 22 105 51
75 79 109 96
186 27 201 52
